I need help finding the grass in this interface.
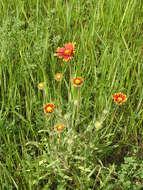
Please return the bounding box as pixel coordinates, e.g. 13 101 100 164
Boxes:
0 0 143 189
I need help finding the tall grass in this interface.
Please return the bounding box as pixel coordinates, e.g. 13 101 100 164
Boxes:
0 0 143 189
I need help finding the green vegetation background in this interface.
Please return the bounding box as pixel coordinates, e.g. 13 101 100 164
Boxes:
0 0 143 189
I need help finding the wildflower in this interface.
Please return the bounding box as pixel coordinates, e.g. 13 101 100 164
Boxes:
95 121 102 130
54 42 75 62
55 123 64 132
103 109 108 115
55 73 63 81
74 100 78 106
38 82 46 90
72 77 83 87
112 92 127 105
39 159 47 166
44 103 55 114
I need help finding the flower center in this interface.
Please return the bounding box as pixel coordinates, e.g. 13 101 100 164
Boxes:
56 74 61 79
38 83 45 89
47 106 52 112
56 125 64 131
64 49 71 55
118 97 123 102
75 79 81 85
58 126 62 130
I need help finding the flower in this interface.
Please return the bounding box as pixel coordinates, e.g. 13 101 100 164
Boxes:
72 77 83 87
55 73 63 81
112 92 127 105
38 82 46 90
55 124 64 132
54 42 75 62
44 103 55 114
74 100 78 106
95 121 102 130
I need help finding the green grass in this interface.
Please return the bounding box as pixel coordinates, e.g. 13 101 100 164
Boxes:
0 0 143 189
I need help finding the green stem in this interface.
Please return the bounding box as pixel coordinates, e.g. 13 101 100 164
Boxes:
43 89 46 104
68 64 72 102
58 82 61 105
76 87 81 127
102 106 119 136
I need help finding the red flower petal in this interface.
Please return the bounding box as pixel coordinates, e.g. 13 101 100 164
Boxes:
63 56 72 61
64 43 75 50
57 47 65 53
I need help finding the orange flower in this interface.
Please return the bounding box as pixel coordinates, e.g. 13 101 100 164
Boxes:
55 73 63 81
112 92 127 105
44 103 55 114
54 42 75 62
56 124 64 132
72 77 83 87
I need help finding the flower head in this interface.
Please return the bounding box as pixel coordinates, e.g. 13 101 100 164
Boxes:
54 42 75 62
112 92 127 105
38 82 46 90
55 73 63 81
72 77 83 87
55 123 64 132
44 103 55 114
95 121 102 130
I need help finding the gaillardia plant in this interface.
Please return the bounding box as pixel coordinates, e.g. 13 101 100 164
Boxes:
55 73 63 82
72 77 83 87
55 123 64 132
54 42 76 62
44 103 55 114
112 92 127 105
